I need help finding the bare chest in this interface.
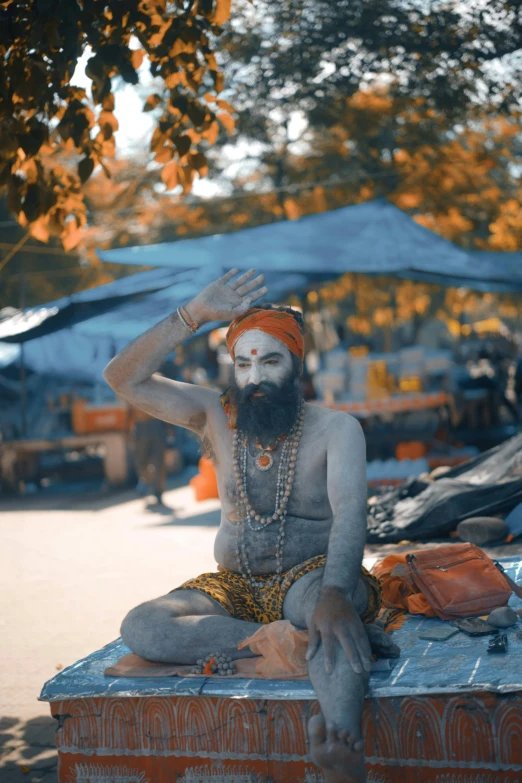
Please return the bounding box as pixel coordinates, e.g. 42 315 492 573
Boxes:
213 425 330 522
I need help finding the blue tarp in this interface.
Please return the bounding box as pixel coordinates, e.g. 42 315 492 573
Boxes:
0 268 196 343
98 199 522 292
3 200 522 378
0 267 310 380
0 267 311 345
39 557 522 701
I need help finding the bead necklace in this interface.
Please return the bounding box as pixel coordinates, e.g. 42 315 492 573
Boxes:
232 402 305 590
248 436 285 471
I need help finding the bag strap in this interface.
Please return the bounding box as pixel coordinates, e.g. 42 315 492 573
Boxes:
494 561 522 599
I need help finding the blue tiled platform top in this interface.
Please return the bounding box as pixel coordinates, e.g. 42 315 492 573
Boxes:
40 558 522 704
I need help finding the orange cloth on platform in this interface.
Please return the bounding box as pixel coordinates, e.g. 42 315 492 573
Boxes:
372 552 436 617
226 308 305 361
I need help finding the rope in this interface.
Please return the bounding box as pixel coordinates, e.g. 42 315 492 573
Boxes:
0 232 30 275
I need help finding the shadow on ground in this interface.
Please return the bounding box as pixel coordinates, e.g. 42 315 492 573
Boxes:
0 715 57 783
0 468 198 514
151 508 221 527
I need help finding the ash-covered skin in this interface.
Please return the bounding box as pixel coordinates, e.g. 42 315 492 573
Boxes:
213 329 333 575
103 270 398 783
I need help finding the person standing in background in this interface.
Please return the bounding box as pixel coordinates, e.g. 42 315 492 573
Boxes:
131 407 167 505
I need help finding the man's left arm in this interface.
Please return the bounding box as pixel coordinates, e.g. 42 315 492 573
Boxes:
323 414 367 595
306 414 371 675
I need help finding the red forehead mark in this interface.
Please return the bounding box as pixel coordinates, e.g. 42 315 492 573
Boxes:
251 349 258 355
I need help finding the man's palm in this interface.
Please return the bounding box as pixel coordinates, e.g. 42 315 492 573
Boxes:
191 269 268 322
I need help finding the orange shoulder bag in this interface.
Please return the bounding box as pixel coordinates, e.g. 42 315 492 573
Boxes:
406 543 514 620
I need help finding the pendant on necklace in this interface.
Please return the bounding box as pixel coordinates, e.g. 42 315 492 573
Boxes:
256 452 274 471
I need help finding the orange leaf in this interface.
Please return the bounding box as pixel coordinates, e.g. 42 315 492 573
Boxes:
150 127 167 151
102 93 115 111
204 92 217 103
131 49 145 70
29 216 50 243
177 165 195 192
62 220 84 252
161 161 179 190
203 120 219 145
154 146 174 163
283 199 300 221
101 138 116 157
144 94 161 112
21 158 38 183
211 0 231 25
213 71 225 93
170 39 192 57
216 98 235 113
99 111 119 131
165 73 181 89
185 129 202 143
217 112 235 135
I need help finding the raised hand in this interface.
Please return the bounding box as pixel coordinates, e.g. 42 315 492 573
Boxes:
185 268 268 324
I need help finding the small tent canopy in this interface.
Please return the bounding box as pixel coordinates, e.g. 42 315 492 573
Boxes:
0 267 310 382
0 267 311 344
98 200 522 292
0 267 179 343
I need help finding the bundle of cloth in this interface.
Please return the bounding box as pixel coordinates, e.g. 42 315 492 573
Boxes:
367 432 522 543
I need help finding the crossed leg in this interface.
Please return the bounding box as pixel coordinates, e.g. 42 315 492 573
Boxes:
120 571 392 783
120 587 262 663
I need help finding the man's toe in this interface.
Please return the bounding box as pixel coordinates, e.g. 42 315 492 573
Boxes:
308 714 327 746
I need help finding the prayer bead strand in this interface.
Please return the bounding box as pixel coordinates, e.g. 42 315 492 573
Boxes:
232 402 305 590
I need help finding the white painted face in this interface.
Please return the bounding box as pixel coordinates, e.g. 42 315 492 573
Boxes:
233 329 294 391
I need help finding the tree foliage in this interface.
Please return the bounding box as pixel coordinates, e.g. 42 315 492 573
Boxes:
3 0 522 294
49 0 522 275
200 0 522 251
222 0 522 142
0 0 233 248
77 93 522 260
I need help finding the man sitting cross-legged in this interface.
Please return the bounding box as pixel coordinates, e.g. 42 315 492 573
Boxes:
103 269 399 783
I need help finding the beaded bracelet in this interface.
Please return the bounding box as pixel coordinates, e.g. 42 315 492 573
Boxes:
177 305 199 333
190 653 237 676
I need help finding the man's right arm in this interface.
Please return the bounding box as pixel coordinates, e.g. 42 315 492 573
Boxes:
103 308 217 432
103 268 267 434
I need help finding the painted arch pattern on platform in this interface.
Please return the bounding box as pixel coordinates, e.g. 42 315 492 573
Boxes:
52 692 522 783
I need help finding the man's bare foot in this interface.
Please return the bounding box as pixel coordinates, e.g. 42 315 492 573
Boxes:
308 714 366 783
365 623 400 659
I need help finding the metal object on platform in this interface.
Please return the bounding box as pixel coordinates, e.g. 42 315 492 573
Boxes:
488 633 508 654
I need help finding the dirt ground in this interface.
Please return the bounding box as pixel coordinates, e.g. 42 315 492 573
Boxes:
1 472 521 783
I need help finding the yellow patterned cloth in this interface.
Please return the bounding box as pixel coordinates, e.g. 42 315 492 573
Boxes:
175 555 382 625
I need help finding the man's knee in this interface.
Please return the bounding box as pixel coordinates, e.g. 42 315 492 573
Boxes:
120 599 168 658
284 571 369 629
283 569 324 628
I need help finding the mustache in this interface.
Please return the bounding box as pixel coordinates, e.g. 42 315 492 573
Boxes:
237 381 282 403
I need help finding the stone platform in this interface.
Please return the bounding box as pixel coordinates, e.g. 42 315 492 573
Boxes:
39 558 522 782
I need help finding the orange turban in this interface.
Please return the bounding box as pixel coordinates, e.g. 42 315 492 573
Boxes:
226 308 304 361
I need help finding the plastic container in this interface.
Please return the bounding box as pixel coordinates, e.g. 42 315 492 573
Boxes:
71 399 128 435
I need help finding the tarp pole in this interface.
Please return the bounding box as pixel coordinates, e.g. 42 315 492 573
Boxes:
19 272 27 436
